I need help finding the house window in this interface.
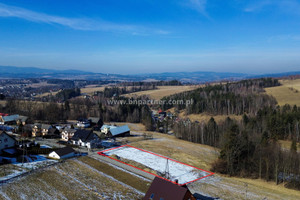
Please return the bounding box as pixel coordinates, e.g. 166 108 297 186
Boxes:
0 139 2 143
150 193 154 199
4 138 7 143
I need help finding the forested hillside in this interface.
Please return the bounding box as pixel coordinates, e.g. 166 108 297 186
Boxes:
169 78 300 189
163 78 279 115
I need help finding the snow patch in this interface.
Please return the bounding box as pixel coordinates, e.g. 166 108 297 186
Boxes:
103 146 211 185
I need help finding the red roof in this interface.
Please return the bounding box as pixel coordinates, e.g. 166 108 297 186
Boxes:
0 113 9 116
143 177 195 200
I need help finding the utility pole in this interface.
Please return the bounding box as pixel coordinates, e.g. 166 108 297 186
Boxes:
164 158 170 180
244 183 248 200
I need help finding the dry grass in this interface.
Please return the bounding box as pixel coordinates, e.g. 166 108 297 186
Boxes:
265 79 300 106
111 122 146 132
0 100 5 106
178 111 243 123
80 86 106 94
0 164 25 177
124 85 201 100
278 140 300 152
125 130 219 171
119 123 300 200
78 156 150 193
81 85 138 95
0 158 144 200
35 90 60 97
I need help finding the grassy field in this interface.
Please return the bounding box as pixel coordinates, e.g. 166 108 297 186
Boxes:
123 85 201 100
265 79 300 106
0 100 5 106
35 90 60 97
116 123 300 200
178 111 243 123
78 156 150 193
0 158 144 200
80 86 106 95
81 85 140 95
278 140 300 152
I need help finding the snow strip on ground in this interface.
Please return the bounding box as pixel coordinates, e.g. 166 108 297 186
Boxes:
104 146 210 185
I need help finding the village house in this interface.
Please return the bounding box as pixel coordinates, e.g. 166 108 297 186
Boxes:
0 131 17 155
71 129 100 148
88 117 103 127
101 125 130 137
45 127 60 138
101 125 117 134
32 124 52 137
76 118 90 128
48 147 76 159
61 128 76 141
143 177 196 200
0 114 19 125
16 115 28 125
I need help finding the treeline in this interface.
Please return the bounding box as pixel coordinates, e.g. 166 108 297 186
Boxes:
162 78 279 115
98 97 154 130
118 80 182 86
100 86 156 98
173 105 300 189
213 123 300 190
1 95 154 130
3 99 66 123
56 88 81 101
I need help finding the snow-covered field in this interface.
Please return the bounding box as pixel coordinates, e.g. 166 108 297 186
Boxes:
0 155 57 182
103 145 213 185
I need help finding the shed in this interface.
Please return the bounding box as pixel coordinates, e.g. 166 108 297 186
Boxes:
110 125 130 137
0 114 19 125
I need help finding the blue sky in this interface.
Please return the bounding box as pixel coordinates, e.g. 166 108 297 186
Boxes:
0 0 300 74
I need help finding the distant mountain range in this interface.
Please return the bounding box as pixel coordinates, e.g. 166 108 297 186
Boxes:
0 65 299 83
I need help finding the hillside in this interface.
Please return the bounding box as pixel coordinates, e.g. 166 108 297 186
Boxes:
123 85 201 100
117 123 300 200
0 65 299 83
265 78 300 106
0 158 145 200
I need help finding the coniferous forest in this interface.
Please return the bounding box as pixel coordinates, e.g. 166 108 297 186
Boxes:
170 78 300 189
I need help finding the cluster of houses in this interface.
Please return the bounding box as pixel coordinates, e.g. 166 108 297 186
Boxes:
0 113 131 164
62 124 130 148
152 109 173 122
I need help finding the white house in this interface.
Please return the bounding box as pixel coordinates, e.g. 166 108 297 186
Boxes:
0 131 16 154
61 128 76 141
101 125 117 134
48 147 76 159
71 129 100 149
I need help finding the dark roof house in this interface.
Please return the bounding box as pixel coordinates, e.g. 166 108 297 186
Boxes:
17 115 28 124
72 129 96 142
143 177 196 200
71 129 100 148
88 117 101 124
49 147 76 159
